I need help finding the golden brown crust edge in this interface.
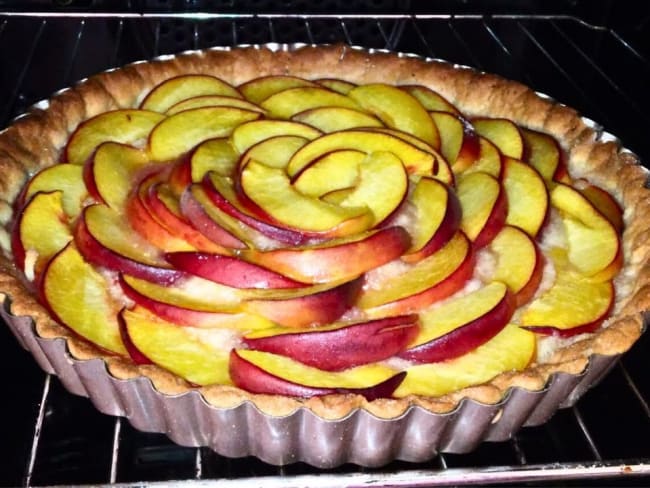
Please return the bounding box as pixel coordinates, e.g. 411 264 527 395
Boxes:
0 43 647 420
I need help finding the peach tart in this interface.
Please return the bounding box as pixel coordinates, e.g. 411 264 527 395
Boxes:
0 44 648 467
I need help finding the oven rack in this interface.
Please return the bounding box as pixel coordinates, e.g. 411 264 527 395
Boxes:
1 9 649 487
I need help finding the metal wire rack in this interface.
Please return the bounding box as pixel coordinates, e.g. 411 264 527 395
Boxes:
1 7 649 487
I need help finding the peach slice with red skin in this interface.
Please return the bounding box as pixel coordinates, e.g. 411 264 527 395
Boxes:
521 127 570 183
189 137 240 180
316 78 357 94
502 157 549 238
201 173 317 246
458 136 504 179
394 324 535 398
164 252 305 289
75 204 183 285
119 274 275 330
239 226 411 284
142 181 231 254
401 177 462 263
400 282 515 363
285 129 435 179
472 117 524 160
457 172 508 248
125 171 198 253
12 191 72 278
147 106 261 162
165 94 264 116
40 243 127 355
487 226 545 306
550 182 622 280
238 75 318 104
65 109 164 166
241 278 363 328
178 185 249 249
358 231 475 318
83 142 150 210
121 307 233 386
140 74 242 113
348 83 440 148
121 272 361 329
230 119 321 155
574 179 624 234
291 150 364 197
260 86 362 119
238 160 373 234
16 163 87 218
230 349 405 400
520 249 615 336
243 315 419 371
400 85 460 115
291 106 383 133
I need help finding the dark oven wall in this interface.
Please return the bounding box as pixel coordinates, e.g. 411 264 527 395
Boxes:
0 1 649 486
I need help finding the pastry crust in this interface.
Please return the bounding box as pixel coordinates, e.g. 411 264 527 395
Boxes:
0 43 647 421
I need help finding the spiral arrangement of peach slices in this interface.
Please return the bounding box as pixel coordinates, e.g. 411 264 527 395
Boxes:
11 73 624 401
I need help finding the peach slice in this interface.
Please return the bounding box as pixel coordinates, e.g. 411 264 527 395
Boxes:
291 106 383 133
76 203 182 285
140 74 242 113
230 119 321 155
459 136 503 179
401 177 462 263
430 110 465 165
260 86 361 119
239 226 411 284
348 83 440 148
488 226 545 306
143 182 231 254
457 172 508 248
202 172 318 246
575 179 624 234
83 141 150 210
238 160 373 233
286 129 434 178
401 85 460 114
65 109 164 165
243 315 419 371
316 78 357 94
336 151 408 226
360 127 453 184
238 135 309 171
17 163 86 218
121 307 232 386
472 117 524 159
230 349 405 400
164 252 305 289
521 127 569 182
393 324 535 398
358 231 475 317
550 183 621 279
165 94 264 116
238 75 318 104
41 244 127 355
399 282 515 363
12 191 72 278
241 278 362 328
502 157 549 237
291 150 365 197
520 249 615 336
147 106 261 162
119 275 275 330
178 184 255 249
189 137 239 180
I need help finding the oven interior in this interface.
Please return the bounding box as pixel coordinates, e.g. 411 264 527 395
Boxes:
0 0 649 486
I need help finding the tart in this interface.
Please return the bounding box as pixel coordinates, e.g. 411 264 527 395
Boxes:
1 44 649 467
